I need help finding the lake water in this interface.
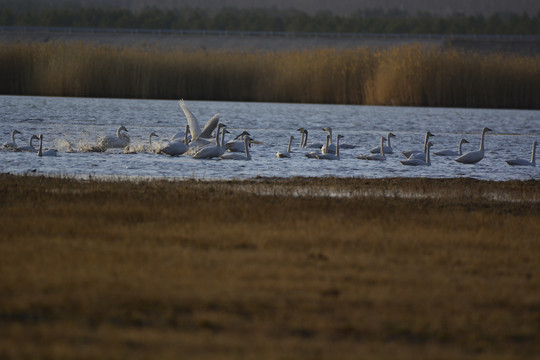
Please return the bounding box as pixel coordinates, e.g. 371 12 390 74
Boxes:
1 95 539 181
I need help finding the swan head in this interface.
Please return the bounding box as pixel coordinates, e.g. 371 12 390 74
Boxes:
483 127 492 133
388 133 396 138
337 134 344 140
235 131 250 139
323 127 332 133
460 138 469 144
12 129 21 136
427 131 435 137
38 134 43 141
150 132 158 138
296 127 305 132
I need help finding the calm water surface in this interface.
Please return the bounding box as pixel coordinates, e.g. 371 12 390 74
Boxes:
1 96 539 181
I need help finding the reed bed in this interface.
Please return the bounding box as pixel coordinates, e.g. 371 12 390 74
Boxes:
0 174 539 359
1 42 539 108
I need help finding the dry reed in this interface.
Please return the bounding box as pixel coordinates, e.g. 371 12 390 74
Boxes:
1 42 539 108
0 174 539 359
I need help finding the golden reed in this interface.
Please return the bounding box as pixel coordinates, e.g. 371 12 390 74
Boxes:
1 42 539 108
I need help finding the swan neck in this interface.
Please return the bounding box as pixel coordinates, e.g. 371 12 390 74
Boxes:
299 131 305 148
302 130 308 148
38 136 43 156
287 137 293 153
458 141 463 155
244 137 250 157
336 137 340 157
220 128 226 148
479 129 487 150
380 137 384 156
426 146 431 164
387 134 391 147
423 133 429 151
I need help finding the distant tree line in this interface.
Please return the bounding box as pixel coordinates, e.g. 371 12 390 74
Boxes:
1 6 540 35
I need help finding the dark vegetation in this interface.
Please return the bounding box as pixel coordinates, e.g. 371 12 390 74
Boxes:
1 5 540 35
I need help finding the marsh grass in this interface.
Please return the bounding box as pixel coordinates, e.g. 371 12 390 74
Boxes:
1 174 539 359
1 42 539 108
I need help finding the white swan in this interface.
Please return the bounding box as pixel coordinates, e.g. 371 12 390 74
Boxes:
455 127 492 164
37 134 58 157
370 133 396 154
16 134 40 152
506 140 537 166
192 124 228 159
220 136 252 160
277 135 294 158
317 135 344 160
95 125 130 150
159 126 189 156
400 141 433 166
125 132 159 154
225 131 251 152
321 127 336 154
434 138 469 156
357 136 386 161
2 129 21 150
402 131 435 158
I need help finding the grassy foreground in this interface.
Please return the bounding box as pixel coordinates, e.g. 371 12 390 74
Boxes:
0 174 539 359
1 42 540 108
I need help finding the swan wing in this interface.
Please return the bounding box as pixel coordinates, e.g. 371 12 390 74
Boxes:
198 113 221 140
179 100 201 141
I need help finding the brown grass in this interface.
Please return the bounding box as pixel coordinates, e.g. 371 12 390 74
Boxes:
1 42 539 108
0 174 539 359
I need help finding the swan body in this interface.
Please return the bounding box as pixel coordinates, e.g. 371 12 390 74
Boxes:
159 126 189 156
37 134 58 157
455 127 492 164
400 142 433 166
2 129 21 150
357 137 386 161
434 139 469 156
192 124 228 159
370 133 396 154
317 135 343 160
506 141 537 166
225 131 251 152
96 125 130 150
16 134 40 152
277 135 294 158
402 131 435 158
220 136 251 160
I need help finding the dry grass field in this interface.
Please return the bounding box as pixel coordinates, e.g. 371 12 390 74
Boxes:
1 42 540 108
0 174 539 359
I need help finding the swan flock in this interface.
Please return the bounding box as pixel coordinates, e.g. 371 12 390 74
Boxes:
2 100 536 173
